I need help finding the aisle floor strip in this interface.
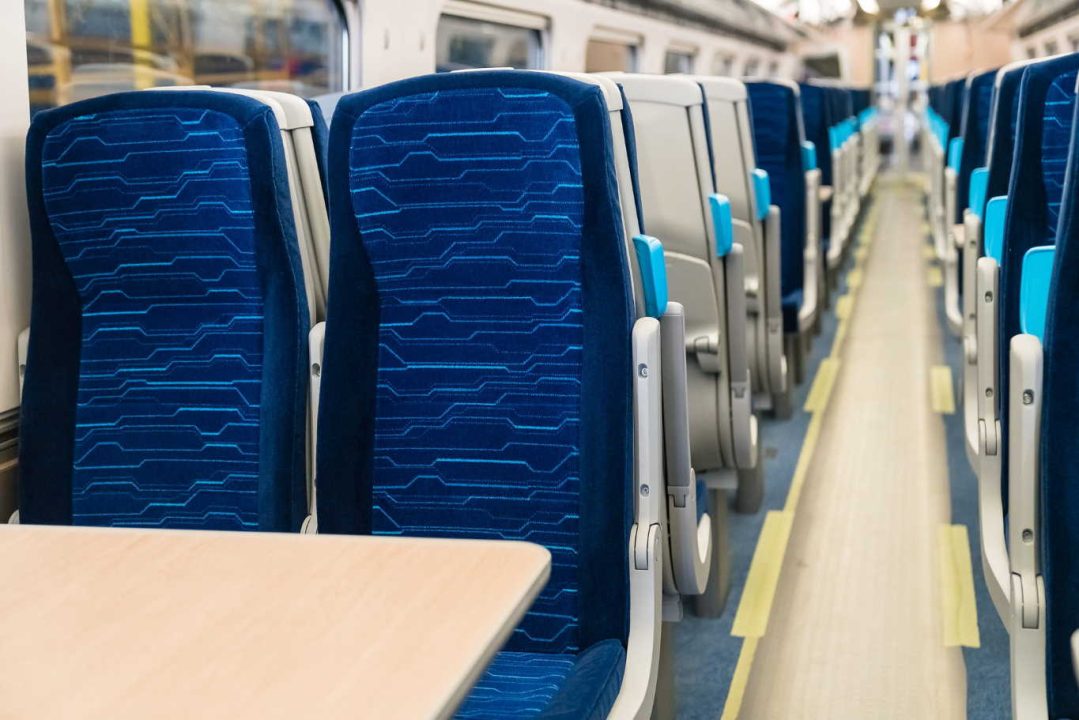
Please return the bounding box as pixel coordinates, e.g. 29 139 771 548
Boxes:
931 365 956 415
731 511 794 638
938 523 982 648
721 199 878 720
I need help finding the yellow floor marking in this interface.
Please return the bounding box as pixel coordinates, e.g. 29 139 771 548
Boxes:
783 413 824 513
927 264 943 288
732 511 795 638
855 245 869 262
804 358 840 413
835 294 854 321
938 524 981 648
720 637 759 720
847 267 863 288
930 365 956 415
923 245 937 260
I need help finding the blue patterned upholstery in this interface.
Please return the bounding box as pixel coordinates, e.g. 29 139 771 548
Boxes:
984 64 1028 205
946 78 967 144
457 640 625 720
457 652 576 718
1006 53 1079 719
747 81 807 333
21 91 310 531
956 70 997 221
317 71 633 718
997 58 1079 528
799 83 832 251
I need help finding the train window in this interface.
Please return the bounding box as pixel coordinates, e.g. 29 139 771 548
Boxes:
585 39 638 73
768 60 780 76
25 0 347 115
436 15 543 72
1027 46 1038 59
664 50 695 74
712 54 735 76
744 58 761 76
1045 40 1059 55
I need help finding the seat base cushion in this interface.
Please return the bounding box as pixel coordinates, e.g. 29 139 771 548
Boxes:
455 639 625 720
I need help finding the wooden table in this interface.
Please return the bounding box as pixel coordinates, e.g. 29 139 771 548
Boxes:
0 525 550 719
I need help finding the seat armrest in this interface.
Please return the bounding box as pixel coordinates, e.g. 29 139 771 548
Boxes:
723 244 754 470
1072 631 1079 686
1006 335 1048 717
660 303 712 597
609 317 666 720
303 322 326 535
17 327 29 398
762 205 787 391
801 169 822 333
975 258 999 430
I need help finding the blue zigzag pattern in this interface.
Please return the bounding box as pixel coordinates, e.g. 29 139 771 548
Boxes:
349 87 586 655
1042 72 1078 239
454 651 575 718
41 108 264 529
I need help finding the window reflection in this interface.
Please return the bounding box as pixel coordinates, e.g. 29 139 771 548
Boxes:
25 0 346 115
436 15 543 72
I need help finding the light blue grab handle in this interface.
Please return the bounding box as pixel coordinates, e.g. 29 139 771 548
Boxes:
709 194 734 258
1020 245 1056 340
968 167 988 218
948 137 964 172
983 196 1008 264
801 141 817 172
752 169 771 222
632 234 669 320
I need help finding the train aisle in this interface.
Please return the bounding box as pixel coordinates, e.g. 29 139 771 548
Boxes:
737 177 967 718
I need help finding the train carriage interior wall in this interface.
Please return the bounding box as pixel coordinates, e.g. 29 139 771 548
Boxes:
10 0 1079 717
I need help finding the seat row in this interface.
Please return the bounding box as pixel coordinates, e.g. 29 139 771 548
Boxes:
925 56 1079 718
14 70 877 718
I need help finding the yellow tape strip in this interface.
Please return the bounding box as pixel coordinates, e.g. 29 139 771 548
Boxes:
930 365 956 415
923 245 937 260
927 264 943 288
835 294 854 321
847 267 863 289
804 358 840 413
731 511 794 638
938 524 981 647
720 637 759 720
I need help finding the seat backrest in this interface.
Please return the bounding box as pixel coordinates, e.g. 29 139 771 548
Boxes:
984 62 1034 205
1037 53 1079 718
946 77 968 145
746 80 807 300
996 54 1079 546
608 73 733 472
956 69 998 221
316 70 634 655
696 77 758 226
799 82 833 247
20 90 311 530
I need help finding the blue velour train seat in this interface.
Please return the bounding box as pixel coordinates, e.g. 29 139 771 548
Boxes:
19 90 311 530
1005 56 1079 719
957 69 998 223
316 70 648 719
996 56 1079 509
746 81 808 337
